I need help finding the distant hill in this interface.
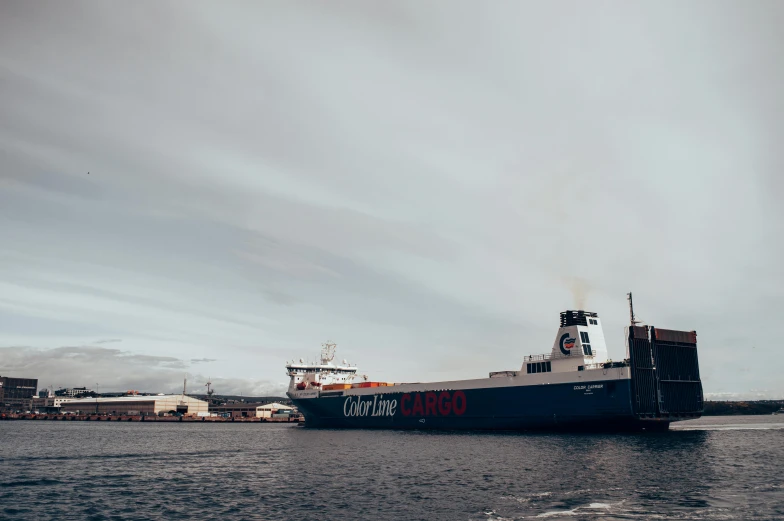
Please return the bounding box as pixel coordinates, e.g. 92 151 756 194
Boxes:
704 400 784 415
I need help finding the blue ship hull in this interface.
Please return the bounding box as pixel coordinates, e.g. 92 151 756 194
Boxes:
291 378 671 432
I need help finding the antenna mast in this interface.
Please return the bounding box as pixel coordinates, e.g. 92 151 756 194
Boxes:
627 292 636 326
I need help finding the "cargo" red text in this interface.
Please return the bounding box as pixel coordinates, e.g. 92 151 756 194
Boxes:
400 391 467 417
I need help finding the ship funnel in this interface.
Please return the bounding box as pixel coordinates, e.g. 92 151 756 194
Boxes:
546 310 609 369
560 310 597 327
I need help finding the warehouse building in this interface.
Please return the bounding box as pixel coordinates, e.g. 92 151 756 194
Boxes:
59 395 208 416
32 396 61 414
256 402 294 418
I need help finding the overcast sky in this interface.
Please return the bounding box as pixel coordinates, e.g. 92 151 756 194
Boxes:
1 1 782 399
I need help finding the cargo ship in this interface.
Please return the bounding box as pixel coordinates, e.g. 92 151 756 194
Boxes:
286 294 703 431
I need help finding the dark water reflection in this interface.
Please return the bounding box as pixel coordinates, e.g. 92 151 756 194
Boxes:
1 416 782 520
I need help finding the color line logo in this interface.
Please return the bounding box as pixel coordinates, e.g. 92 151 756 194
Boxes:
559 333 576 355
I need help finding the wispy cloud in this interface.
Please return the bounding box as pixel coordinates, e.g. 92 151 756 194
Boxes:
0 1 782 398
0 345 286 395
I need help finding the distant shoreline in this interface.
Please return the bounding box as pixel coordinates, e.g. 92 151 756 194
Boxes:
703 400 784 416
0 413 301 423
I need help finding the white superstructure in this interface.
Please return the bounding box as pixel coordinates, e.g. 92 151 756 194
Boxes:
285 342 359 393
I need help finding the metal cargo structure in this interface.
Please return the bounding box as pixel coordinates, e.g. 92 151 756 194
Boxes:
628 325 703 421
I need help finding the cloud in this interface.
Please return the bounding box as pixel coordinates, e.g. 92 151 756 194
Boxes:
0 1 782 399
0 345 287 396
190 358 217 364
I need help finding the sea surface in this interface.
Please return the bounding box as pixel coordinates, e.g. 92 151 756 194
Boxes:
1 415 782 520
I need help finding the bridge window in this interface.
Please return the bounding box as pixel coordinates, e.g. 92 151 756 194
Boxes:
580 332 592 355
526 361 552 374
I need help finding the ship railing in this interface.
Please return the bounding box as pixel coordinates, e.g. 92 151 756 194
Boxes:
582 361 630 370
523 353 552 362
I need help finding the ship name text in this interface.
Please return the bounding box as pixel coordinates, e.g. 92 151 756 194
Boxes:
342 390 468 418
343 395 398 417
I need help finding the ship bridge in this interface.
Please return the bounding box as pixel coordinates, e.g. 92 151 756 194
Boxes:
519 310 611 375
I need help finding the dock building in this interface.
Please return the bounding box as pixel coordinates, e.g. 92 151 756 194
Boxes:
59 395 208 416
208 402 264 418
256 402 294 418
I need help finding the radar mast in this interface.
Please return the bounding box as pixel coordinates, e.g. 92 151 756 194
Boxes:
320 341 336 364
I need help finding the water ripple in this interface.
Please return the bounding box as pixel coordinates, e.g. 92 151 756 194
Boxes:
1 416 782 520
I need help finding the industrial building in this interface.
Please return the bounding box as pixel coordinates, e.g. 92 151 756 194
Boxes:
59 395 208 416
209 402 264 418
256 402 294 418
0 375 38 412
31 396 61 414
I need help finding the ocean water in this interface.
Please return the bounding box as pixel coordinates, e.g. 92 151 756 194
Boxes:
1 415 782 520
